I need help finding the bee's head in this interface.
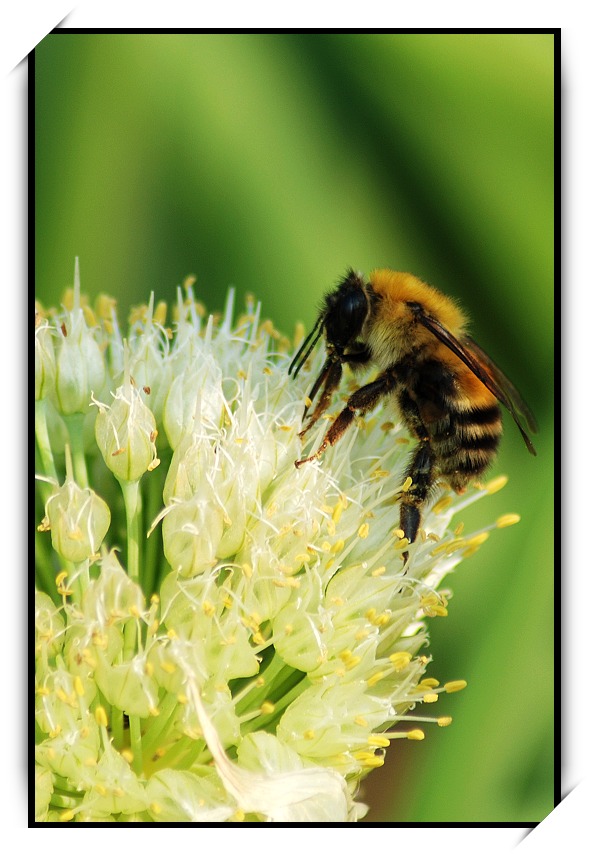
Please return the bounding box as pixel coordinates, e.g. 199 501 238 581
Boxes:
323 269 369 354
289 269 369 379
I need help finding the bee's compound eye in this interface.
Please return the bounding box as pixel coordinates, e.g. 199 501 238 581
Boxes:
325 282 368 348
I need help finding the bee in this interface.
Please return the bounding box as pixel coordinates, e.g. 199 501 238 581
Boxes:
289 268 537 558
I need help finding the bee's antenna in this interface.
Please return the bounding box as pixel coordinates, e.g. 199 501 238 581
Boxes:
289 314 325 379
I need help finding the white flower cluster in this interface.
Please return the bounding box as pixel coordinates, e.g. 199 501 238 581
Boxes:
34 264 516 823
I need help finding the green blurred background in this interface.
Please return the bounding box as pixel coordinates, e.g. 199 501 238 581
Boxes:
34 32 555 823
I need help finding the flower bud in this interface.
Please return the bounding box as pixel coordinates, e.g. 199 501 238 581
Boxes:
94 380 159 483
42 475 111 564
52 311 106 416
35 315 56 401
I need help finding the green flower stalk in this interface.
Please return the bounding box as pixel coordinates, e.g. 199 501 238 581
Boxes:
35 264 520 823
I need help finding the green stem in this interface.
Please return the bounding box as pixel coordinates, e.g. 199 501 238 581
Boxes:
118 478 143 774
65 413 89 488
111 704 124 750
140 691 178 754
35 399 58 483
71 558 90 603
120 479 141 585
35 528 58 598
129 714 143 775
142 462 165 597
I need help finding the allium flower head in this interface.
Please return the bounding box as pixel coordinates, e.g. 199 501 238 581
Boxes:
34 266 520 823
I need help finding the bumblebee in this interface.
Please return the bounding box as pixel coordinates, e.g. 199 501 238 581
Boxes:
289 268 537 556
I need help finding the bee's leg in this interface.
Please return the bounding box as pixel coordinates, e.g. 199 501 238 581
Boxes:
399 440 435 563
296 371 395 466
299 358 342 437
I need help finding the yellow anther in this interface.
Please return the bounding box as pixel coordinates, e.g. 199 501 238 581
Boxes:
149 706 160 717
358 522 370 539
150 802 162 815
260 701 275 715
331 539 345 553
161 660 176 674
394 538 410 551
359 753 385 768
426 604 448 617
485 474 509 494
202 600 215 616
355 715 369 727
407 729 425 741
367 671 385 687
496 513 521 528
432 495 453 514
241 562 253 579
95 706 108 727
177 693 188 705
145 662 154 677
380 421 395 431
371 468 390 479
454 522 465 536
303 729 315 740
120 749 134 763
393 528 405 539
334 496 348 521
95 293 117 320
55 570 68 586
82 305 97 327
467 532 490 547
59 809 75 822
153 300 167 325
423 693 439 703
420 678 440 688
74 676 85 697
368 734 391 748
431 541 450 556
232 809 246 822
445 538 465 555
444 679 467 693
401 476 413 492
273 577 301 588
389 651 412 671
437 716 453 727
371 565 386 577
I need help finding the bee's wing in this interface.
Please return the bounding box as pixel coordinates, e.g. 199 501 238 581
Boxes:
417 313 538 456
